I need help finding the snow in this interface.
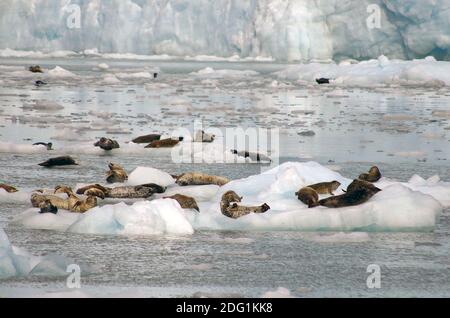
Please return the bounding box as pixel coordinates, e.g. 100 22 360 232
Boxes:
11 162 444 235
0 227 74 279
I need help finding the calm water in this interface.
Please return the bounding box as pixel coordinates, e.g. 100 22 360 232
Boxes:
0 58 449 297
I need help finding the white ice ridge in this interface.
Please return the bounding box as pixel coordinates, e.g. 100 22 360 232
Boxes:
0 0 449 62
11 162 444 236
276 56 450 86
0 227 75 279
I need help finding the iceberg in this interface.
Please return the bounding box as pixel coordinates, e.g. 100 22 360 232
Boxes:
0 0 449 62
0 227 75 279
13 162 444 235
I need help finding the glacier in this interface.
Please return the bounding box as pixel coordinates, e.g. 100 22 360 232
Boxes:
0 0 449 62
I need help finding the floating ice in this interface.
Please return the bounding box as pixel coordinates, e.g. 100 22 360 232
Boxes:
10 162 447 234
47 66 77 78
191 67 259 78
14 199 194 236
0 227 74 279
276 57 450 86
261 287 294 298
127 166 175 187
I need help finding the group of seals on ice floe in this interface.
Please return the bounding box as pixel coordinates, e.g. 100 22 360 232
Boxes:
295 166 382 209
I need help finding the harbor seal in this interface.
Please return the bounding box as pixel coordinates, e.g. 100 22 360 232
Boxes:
33 142 52 150
316 78 330 84
230 149 272 162
295 187 319 208
94 137 120 151
318 180 381 208
220 190 270 219
175 172 229 186
29 65 43 73
306 181 341 195
31 192 70 210
54 185 98 213
38 199 58 214
132 133 161 144
164 194 200 212
344 179 381 194
106 163 128 183
35 80 47 87
0 183 18 193
145 137 183 148
38 156 78 167
358 166 381 183
76 183 165 199
194 130 215 143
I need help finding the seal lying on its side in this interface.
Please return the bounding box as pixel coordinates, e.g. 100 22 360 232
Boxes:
306 181 341 195
358 166 382 183
175 172 229 186
33 142 53 150
164 194 200 212
230 150 272 162
318 179 381 208
145 137 183 148
132 134 161 144
38 156 78 167
94 137 120 151
106 163 128 183
54 185 98 213
0 183 18 193
220 191 270 219
76 183 166 199
29 65 43 73
295 187 319 208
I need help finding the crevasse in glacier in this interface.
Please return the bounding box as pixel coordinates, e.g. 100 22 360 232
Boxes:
0 0 449 62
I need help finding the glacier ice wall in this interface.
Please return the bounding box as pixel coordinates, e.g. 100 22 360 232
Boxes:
0 0 449 62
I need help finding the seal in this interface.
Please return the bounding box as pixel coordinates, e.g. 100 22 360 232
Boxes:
35 80 47 87
33 142 53 150
29 65 43 73
220 190 270 219
164 194 200 212
94 137 120 151
31 192 70 210
106 162 128 183
358 166 382 183
194 130 215 143
54 185 98 213
132 134 161 144
295 187 319 208
318 180 381 208
230 149 272 162
0 183 18 193
344 179 381 194
38 199 58 214
175 172 229 186
76 183 166 199
306 181 341 195
316 78 330 84
38 156 78 167
145 137 183 148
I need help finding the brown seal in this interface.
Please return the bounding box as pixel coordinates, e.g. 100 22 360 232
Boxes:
318 179 381 208
295 187 319 208
132 134 161 144
306 181 341 195
54 185 98 213
76 183 165 199
164 194 200 212
220 190 270 219
145 137 182 148
29 65 43 73
94 137 120 151
0 183 18 193
106 163 128 183
175 172 229 186
38 156 78 167
358 166 381 183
